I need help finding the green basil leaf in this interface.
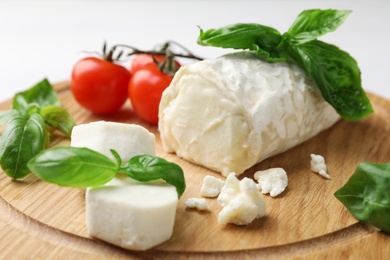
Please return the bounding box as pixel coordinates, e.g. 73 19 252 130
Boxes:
40 106 75 137
0 113 46 179
288 40 373 121
12 79 60 113
198 23 287 62
288 9 352 44
28 147 117 188
334 163 390 233
119 155 186 197
0 109 19 125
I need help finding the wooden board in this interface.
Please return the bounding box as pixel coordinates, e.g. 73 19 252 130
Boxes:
0 82 389 259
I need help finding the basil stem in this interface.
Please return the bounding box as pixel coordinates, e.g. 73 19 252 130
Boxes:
197 9 373 121
118 155 186 197
28 147 117 188
334 163 390 233
0 113 46 179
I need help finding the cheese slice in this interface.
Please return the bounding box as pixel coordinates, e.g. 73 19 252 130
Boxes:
70 121 178 250
86 174 178 251
70 120 155 163
159 52 340 176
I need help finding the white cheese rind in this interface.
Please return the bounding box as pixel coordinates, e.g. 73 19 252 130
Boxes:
70 121 155 163
159 52 340 176
86 175 178 251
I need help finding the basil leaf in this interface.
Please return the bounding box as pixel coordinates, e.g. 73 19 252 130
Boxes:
0 109 19 125
0 113 46 179
28 147 185 196
119 155 186 197
288 9 352 44
334 163 390 233
40 106 75 137
28 147 117 188
12 79 59 113
288 40 373 121
197 9 372 122
198 23 287 62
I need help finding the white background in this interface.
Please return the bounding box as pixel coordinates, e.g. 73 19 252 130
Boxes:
1 0 389 102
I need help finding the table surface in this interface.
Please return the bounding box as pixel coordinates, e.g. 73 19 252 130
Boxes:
0 0 390 102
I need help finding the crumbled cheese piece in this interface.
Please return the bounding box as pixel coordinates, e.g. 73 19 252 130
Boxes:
310 154 331 179
184 198 210 211
217 172 266 225
200 175 225 198
254 168 288 197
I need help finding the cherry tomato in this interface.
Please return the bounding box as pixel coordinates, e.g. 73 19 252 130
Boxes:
128 63 176 124
131 54 163 74
71 57 130 115
130 54 181 74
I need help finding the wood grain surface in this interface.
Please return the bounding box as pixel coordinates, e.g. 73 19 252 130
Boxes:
0 82 389 259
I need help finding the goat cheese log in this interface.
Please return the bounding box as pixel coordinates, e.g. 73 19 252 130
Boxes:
159 52 340 176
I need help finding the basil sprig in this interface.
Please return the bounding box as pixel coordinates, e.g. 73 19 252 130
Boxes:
198 9 373 122
28 147 186 197
0 79 75 179
334 163 390 233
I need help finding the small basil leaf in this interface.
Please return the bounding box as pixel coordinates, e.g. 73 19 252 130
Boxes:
12 79 60 113
0 113 46 179
288 9 352 44
334 163 390 233
0 109 19 125
40 106 75 137
28 147 117 188
198 23 287 62
119 155 186 197
26 103 41 115
288 40 373 121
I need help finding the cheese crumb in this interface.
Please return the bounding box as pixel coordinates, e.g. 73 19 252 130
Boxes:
200 175 225 198
184 198 210 211
310 154 331 179
217 173 266 225
254 168 288 197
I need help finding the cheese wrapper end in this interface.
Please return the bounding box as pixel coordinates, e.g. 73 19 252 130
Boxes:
159 52 340 176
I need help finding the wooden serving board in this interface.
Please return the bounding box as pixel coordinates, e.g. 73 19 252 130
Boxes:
0 82 389 259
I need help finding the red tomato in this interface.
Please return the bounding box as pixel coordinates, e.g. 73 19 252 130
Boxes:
130 54 181 74
128 63 175 124
131 54 163 74
70 57 130 115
